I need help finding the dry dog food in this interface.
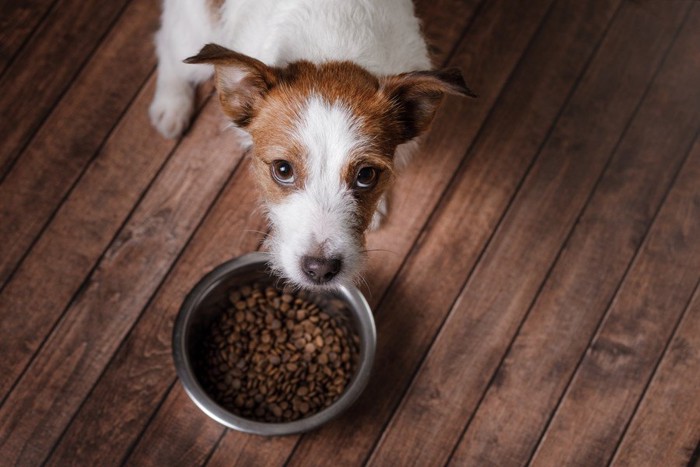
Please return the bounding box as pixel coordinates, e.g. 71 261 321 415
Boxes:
199 283 360 423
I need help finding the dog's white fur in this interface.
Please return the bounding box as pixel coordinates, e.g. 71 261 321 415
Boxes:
151 0 431 138
151 0 465 289
266 96 367 287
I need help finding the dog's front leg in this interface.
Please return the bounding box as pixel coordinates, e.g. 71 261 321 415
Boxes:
149 0 215 138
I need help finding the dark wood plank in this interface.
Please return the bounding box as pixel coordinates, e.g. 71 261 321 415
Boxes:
0 0 169 397
0 77 174 401
134 386 227 465
359 0 552 303
0 0 58 75
0 0 159 289
206 429 297 467
0 70 209 403
528 137 700 466
54 0 492 463
0 101 245 465
125 0 556 464
365 1 690 465
126 386 231 466
0 0 133 177
288 0 646 465
45 158 266 465
611 285 700 467
415 0 483 65
449 6 700 465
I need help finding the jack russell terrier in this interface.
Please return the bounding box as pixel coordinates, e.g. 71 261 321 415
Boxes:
149 0 474 289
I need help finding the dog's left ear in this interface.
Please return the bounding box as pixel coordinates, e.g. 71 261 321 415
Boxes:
185 43 278 127
380 68 476 143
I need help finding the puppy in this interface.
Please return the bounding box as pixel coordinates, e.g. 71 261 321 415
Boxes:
150 0 474 289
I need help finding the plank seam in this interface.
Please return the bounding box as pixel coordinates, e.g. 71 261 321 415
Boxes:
360 0 575 462
0 0 135 181
439 0 489 68
200 429 229 467
607 277 700 467
114 146 253 466
441 0 700 461
451 48 697 467
37 96 247 464
0 67 159 410
0 0 63 80
687 440 700 467
0 63 156 294
365 0 628 463
526 144 693 466
117 378 178 467
522 11 696 462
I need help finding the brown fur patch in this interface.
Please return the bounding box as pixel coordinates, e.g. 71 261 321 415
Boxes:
379 68 477 141
185 45 278 127
247 60 404 224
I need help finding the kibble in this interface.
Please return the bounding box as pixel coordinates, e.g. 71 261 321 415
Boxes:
199 282 360 423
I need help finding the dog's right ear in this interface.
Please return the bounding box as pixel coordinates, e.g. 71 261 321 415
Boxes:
185 44 278 127
380 68 476 143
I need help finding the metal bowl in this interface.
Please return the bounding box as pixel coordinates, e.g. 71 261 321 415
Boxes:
172 252 376 436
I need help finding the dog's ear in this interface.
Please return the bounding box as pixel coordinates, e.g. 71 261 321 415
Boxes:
380 68 476 143
185 44 278 127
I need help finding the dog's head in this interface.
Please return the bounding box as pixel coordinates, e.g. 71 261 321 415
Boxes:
186 44 474 289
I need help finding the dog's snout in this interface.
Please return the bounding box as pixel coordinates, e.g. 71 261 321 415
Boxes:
302 256 342 284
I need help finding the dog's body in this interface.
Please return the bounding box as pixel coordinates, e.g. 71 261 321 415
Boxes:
151 0 431 139
151 0 472 289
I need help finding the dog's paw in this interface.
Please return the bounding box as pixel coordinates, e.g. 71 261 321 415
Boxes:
368 194 389 231
149 86 194 139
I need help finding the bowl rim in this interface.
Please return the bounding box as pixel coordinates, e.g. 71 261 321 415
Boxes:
172 251 376 436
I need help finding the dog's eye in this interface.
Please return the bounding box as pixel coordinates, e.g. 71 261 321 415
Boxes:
271 160 295 185
354 166 379 189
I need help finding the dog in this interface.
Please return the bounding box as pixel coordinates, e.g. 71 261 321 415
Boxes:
149 0 474 289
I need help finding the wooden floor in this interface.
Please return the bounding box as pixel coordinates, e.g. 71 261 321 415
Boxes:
1 0 699 465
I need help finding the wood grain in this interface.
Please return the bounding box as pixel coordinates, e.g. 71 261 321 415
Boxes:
206 429 297 467
46 158 267 465
126 385 226 466
367 1 690 466
0 0 57 75
529 137 700 466
414 0 483 65
0 0 132 177
0 77 171 401
449 5 700 465
0 100 245 465
611 284 700 467
0 0 159 288
359 0 554 304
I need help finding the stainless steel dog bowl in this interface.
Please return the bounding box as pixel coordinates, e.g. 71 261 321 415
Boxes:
172 252 376 436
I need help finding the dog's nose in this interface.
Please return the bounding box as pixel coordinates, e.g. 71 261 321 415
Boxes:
301 256 342 284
